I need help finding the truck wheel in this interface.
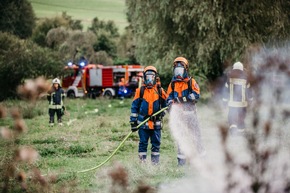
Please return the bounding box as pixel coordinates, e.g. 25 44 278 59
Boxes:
67 90 76 98
104 90 113 99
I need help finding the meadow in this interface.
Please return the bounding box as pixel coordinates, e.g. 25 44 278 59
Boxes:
29 0 128 32
0 98 199 192
1 91 290 192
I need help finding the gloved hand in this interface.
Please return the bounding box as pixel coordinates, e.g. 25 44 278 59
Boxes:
160 111 166 118
167 100 173 107
61 106 66 116
188 93 195 100
130 121 138 132
188 93 198 103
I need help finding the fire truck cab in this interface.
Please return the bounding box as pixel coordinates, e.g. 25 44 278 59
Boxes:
62 63 144 99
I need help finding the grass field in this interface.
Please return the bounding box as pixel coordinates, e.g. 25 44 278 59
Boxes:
0 98 189 192
1 96 290 192
29 0 128 32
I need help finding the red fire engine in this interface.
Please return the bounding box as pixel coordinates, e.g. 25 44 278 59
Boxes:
62 63 144 98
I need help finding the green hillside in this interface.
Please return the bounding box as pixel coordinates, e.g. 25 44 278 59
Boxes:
29 0 128 32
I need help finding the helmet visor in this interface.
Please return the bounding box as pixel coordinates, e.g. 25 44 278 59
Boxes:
174 66 185 79
173 61 186 68
144 71 156 86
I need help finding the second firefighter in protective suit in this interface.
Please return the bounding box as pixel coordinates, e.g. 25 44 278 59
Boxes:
167 57 205 166
223 62 253 135
130 66 167 165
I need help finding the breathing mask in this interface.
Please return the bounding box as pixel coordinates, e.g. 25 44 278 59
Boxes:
144 70 156 88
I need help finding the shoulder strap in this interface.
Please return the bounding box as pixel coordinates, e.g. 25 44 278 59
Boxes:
140 86 145 99
157 86 162 97
171 81 175 93
187 78 192 93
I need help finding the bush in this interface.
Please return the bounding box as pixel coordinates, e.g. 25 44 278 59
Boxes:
0 32 63 101
0 0 35 39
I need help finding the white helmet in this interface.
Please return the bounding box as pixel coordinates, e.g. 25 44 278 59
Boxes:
233 62 243 71
52 78 61 86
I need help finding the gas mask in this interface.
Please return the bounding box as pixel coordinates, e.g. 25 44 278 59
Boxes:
144 71 156 88
173 62 187 80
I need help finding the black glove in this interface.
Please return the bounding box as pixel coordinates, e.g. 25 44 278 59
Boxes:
130 121 138 132
61 106 66 116
159 111 166 119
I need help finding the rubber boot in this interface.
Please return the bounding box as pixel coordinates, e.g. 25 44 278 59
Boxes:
229 124 238 136
139 154 147 163
58 118 63 126
151 154 159 165
49 118 54 127
177 158 186 166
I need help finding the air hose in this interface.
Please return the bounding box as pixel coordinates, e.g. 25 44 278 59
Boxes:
75 106 169 173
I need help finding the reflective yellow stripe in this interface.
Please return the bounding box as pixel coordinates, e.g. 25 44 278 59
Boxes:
49 91 63 107
229 78 247 85
131 113 138 117
228 101 248 107
229 78 247 107
49 105 63 109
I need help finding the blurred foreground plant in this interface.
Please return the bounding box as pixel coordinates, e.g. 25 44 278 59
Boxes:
219 45 290 193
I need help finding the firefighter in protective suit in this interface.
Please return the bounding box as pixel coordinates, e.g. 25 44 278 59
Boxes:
223 62 253 135
130 66 167 165
166 57 205 166
47 78 65 126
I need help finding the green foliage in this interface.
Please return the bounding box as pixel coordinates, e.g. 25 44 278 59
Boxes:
58 30 97 63
89 17 120 59
0 98 186 192
115 27 138 64
126 0 290 82
93 33 117 58
32 12 83 47
89 51 114 65
89 17 120 38
0 0 36 39
0 32 62 100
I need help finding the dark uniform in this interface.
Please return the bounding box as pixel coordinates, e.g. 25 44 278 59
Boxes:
47 78 65 126
223 62 253 135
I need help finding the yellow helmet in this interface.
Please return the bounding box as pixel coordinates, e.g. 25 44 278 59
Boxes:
173 57 189 70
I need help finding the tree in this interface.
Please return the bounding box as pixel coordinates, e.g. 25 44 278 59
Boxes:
0 0 35 39
93 33 117 58
116 26 138 64
126 0 290 83
0 32 62 100
89 17 120 38
89 17 120 58
32 12 83 47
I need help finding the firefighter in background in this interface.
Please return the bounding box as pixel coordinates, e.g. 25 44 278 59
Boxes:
223 62 253 135
47 78 65 126
166 56 205 166
130 66 167 165
118 77 126 87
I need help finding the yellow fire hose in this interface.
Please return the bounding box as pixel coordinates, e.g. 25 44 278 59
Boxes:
77 106 168 173
42 106 168 176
